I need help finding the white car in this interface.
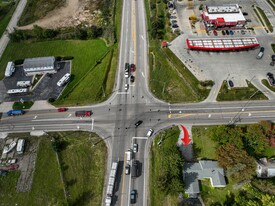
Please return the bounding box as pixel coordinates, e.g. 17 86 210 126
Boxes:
125 84 129 91
133 143 138 153
125 72 129 78
146 129 154 137
125 164 130 175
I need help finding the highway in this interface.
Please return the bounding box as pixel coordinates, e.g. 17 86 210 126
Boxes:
1 0 275 206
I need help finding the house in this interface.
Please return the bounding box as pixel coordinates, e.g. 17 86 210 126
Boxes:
183 160 226 197
256 158 275 178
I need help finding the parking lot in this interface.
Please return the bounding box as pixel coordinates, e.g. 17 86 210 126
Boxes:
2 61 70 102
168 0 275 101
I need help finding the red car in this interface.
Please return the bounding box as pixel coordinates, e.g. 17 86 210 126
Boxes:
130 64 136 72
213 30 217 36
58 107 67 112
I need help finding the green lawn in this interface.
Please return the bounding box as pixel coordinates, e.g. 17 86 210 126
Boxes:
13 101 34 109
0 132 107 205
0 40 114 105
217 80 268 101
261 79 275 92
150 126 186 206
54 131 107 206
192 126 217 160
256 6 273 32
0 138 67 205
0 0 17 37
264 146 275 158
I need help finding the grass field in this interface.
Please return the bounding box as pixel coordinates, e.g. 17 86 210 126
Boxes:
0 138 67 205
261 79 275 92
0 132 106 205
0 40 115 105
192 126 217 160
19 0 65 26
0 0 17 37
150 126 185 206
256 6 273 32
217 80 268 101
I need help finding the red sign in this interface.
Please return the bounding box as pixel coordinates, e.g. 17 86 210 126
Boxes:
180 124 192 146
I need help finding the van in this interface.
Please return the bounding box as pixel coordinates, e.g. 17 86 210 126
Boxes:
16 139 25 154
257 47 264 59
131 160 139 178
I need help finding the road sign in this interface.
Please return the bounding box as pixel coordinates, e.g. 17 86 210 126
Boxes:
20 98 24 104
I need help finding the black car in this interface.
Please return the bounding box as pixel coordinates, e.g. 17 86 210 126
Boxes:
130 190 137 204
130 75 135 82
170 15 176 19
222 30 226 35
243 12 248 16
267 72 273 78
260 47 265 52
225 30 229 35
135 120 143 127
228 80 234 88
172 23 179 28
125 63 130 72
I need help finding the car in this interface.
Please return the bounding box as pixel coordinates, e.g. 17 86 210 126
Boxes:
7 159 16 164
241 30 245 35
135 120 143 127
125 72 129 78
246 19 252 22
222 30 226 35
130 75 135 82
125 164 130 175
125 63 129 71
243 12 248 16
172 23 179 28
133 143 138 153
260 47 265 52
170 15 177 19
225 30 229 35
229 30 234 35
125 84 129 91
130 64 135 72
268 75 275 86
58 107 67 112
170 20 177 24
267 72 273 78
256 47 265 59
228 80 234 88
213 30 217 36
146 129 154 137
130 190 137 204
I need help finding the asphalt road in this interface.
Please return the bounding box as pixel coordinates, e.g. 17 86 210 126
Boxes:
1 0 275 206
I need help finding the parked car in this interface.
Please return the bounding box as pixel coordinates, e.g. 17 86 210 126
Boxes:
229 30 234 35
267 72 275 86
246 19 252 22
222 30 226 35
125 84 129 91
228 80 234 88
125 63 129 71
130 190 137 204
135 120 143 127
170 15 177 19
133 143 138 153
125 164 130 175
256 47 265 59
172 24 179 28
241 30 245 35
125 71 129 78
243 12 248 16
58 107 67 112
213 30 217 36
146 129 154 137
225 30 229 35
130 75 135 82
170 20 177 24
130 64 136 72
267 72 274 78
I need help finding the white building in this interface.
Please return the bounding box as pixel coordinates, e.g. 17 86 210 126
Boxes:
23 56 56 76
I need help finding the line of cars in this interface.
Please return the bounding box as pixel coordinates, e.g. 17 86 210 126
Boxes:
125 63 136 91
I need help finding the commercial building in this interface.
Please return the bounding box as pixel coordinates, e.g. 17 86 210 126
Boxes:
202 4 246 29
23 56 56 76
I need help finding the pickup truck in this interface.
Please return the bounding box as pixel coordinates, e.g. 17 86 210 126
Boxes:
75 111 92 117
6 110 25 116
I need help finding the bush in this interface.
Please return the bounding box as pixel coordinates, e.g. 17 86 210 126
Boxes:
14 59 24 65
200 80 214 87
48 98 55 103
62 56 74 60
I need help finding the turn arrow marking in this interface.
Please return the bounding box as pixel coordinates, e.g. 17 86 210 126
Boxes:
180 124 192 146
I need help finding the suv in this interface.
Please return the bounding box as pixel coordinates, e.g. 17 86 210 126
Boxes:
58 107 67 112
130 190 137 204
125 84 129 91
228 80 234 88
130 64 135 72
130 75 135 83
125 164 130 175
135 120 143 127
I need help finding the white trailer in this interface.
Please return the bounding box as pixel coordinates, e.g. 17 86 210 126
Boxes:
7 88 28 94
17 81 31 87
16 139 25 154
105 162 118 206
57 73 70 86
125 149 132 163
5 61 15 77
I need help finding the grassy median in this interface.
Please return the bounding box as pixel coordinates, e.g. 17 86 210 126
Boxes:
0 0 18 37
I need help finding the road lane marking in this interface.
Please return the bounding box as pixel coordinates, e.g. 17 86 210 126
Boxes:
91 118 94 131
208 114 211 118
133 136 148 140
33 115 37 119
68 114 72 117
141 72 144 77
140 35 144 40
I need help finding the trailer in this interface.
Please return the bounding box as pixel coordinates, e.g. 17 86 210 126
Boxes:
75 111 92 117
16 81 31 88
5 61 15 77
7 88 28 95
6 110 25 116
57 73 70 86
105 162 118 206
125 149 132 164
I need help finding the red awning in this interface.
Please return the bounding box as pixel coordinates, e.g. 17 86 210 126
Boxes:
216 18 225 23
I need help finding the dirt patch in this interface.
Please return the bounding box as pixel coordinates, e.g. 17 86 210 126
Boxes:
19 0 102 30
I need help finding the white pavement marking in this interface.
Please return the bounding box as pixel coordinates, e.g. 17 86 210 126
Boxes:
141 72 145 77
68 114 72 117
77 126 80 130
117 92 129 94
140 35 144 40
179 111 182 114
91 119 94 131
33 116 37 119
208 114 211 118
248 113 252 117
32 127 35 130
132 136 148 140
168 103 171 114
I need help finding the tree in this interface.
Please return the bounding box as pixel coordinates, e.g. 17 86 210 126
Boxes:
244 124 268 155
75 27 88 40
216 144 256 182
